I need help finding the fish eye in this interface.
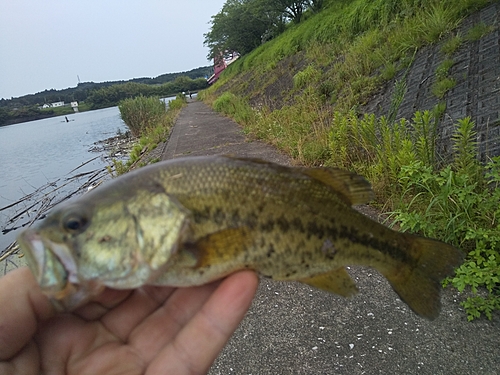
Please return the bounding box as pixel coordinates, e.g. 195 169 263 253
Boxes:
62 213 89 234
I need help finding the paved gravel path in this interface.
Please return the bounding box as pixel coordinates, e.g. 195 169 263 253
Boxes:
162 99 499 375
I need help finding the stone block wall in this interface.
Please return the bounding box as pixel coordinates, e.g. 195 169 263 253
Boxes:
365 2 500 162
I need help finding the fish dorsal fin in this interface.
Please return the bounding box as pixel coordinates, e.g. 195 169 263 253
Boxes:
221 155 281 167
300 168 374 206
221 155 373 205
220 154 265 162
299 268 359 298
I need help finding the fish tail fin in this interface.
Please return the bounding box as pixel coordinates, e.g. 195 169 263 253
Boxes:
381 234 463 320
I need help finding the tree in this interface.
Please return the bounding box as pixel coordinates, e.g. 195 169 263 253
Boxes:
272 0 309 23
0 107 8 126
204 0 273 60
204 0 324 60
307 0 324 13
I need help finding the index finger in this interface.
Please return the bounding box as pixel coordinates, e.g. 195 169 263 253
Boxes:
0 268 54 360
146 270 259 374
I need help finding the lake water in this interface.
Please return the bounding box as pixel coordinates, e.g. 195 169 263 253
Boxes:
0 106 128 251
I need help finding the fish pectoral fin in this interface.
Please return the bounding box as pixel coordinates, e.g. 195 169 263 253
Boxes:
191 227 253 268
300 168 374 206
299 268 359 298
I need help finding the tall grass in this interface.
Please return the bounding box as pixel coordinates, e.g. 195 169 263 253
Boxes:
393 119 500 320
119 95 167 137
206 0 487 122
212 92 256 127
112 95 186 174
207 84 500 319
329 110 500 320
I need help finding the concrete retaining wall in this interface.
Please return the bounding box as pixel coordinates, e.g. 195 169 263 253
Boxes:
365 2 500 162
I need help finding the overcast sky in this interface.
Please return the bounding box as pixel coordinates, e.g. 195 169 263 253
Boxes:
0 0 226 99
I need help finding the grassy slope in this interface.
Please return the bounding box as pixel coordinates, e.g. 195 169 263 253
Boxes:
202 0 495 165
200 0 500 320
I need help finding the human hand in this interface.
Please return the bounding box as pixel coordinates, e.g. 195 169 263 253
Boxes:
0 267 258 375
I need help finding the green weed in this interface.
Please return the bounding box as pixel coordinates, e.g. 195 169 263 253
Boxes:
293 65 321 89
107 159 129 176
388 78 407 124
328 111 411 197
212 92 256 126
200 0 499 320
432 58 456 99
435 59 455 79
465 22 495 41
432 101 447 119
318 80 336 101
441 35 462 55
381 62 398 81
393 120 499 320
432 77 457 98
412 110 439 167
416 4 459 43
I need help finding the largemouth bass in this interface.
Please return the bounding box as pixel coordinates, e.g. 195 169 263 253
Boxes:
17 155 463 319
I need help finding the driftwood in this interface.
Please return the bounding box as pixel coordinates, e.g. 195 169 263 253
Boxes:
1 166 109 234
0 242 19 263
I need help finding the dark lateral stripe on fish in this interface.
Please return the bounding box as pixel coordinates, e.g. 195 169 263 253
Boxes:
191 205 414 266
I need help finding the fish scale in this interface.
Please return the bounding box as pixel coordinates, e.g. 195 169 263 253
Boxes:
18 155 463 319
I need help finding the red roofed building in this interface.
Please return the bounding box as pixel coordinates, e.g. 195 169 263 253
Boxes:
207 52 239 85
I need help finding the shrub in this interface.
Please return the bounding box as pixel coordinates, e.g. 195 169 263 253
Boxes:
212 92 256 126
432 77 456 98
111 95 186 175
118 95 166 137
393 118 500 320
293 65 321 89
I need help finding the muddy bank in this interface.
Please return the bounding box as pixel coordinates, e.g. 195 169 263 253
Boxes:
90 131 136 159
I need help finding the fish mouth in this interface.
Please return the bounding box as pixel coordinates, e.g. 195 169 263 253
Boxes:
18 229 93 311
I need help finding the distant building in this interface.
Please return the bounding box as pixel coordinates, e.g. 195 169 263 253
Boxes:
51 101 65 107
207 52 239 85
71 101 79 113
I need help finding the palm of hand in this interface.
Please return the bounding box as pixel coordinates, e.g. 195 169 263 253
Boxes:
1 269 258 375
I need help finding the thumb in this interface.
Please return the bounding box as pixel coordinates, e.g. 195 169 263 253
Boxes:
0 267 54 360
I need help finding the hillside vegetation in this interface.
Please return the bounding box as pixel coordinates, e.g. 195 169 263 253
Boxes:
201 0 500 320
0 66 211 126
